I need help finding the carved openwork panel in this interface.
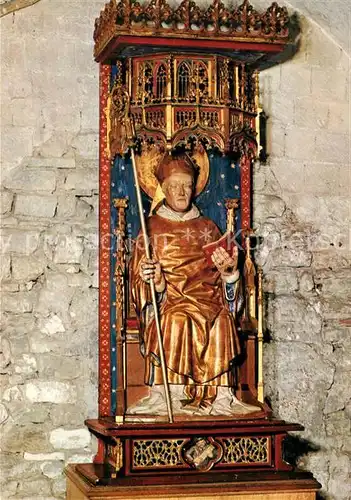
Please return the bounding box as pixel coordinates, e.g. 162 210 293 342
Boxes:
221 436 270 464
108 54 258 159
133 439 187 468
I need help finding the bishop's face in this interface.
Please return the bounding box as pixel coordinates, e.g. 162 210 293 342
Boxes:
162 172 194 213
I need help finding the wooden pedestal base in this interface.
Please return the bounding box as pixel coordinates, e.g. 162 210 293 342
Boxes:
65 464 320 500
72 418 320 499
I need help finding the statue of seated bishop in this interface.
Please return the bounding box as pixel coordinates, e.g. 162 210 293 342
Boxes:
129 152 260 417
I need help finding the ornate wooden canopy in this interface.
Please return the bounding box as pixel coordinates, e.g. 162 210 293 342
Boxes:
94 0 292 63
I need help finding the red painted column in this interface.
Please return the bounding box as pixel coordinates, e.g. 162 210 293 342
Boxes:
98 63 112 419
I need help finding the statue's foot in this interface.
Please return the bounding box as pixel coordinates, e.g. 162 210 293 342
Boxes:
210 387 261 416
126 385 184 416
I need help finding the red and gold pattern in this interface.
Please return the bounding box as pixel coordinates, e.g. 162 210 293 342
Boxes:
99 63 112 418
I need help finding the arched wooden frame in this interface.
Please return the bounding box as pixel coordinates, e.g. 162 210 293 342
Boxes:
154 63 167 99
177 61 191 99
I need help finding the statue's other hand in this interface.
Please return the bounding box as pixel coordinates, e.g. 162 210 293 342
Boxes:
211 247 238 279
139 258 166 292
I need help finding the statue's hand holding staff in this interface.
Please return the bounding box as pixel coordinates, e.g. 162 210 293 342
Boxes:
139 257 166 293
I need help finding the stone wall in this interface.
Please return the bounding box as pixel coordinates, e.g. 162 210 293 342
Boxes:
256 18 350 500
1 1 105 498
0 1 350 499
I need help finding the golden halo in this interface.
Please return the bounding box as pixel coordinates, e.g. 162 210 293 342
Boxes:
136 145 210 200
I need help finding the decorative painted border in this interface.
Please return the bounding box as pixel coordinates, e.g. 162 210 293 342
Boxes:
99 63 112 418
240 155 251 233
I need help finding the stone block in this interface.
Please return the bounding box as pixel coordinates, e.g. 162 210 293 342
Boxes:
328 452 351 500
327 101 349 134
50 404 88 428
314 269 351 300
264 270 299 294
28 330 57 354
53 234 84 264
69 288 98 328
268 158 305 194
24 452 65 461
325 410 350 437
267 248 312 268
267 93 295 127
37 354 83 381
1 126 34 175
76 197 94 218
11 254 46 282
2 422 51 453
71 132 99 159
0 480 18 497
294 96 328 130
3 166 56 193
64 168 98 196
16 478 52 497
80 88 100 130
49 427 91 450
39 313 66 335
2 292 33 313
322 296 351 321
298 452 329 496
286 194 349 248
14 354 37 376
284 127 316 160
303 162 343 195
323 321 350 344
252 193 285 222
280 64 312 96
56 193 77 218
1 216 19 229
66 452 95 464
32 130 75 158
298 270 314 292
1 336 13 370
325 369 351 414
40 460 64 478
267 124 286 158
24 381 77 404
66 269 92 288
0 403 9 424
14 193 57 218
52 475 67 496
2 318 35 348
274 341 334 436
314 131 349 164
26 156 76 169
0 254 11 281
252 164 267 192
311 67 348 101
272 295 322 342
2 282 19 292
1 190 14 214
42 98 81 133
2 386 23 402
12 405 50 426
11 97 43 128
305 23 343 69
1 49 32 99
260 65 281 96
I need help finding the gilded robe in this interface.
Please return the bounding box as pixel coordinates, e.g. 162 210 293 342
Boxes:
130 210 241 388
